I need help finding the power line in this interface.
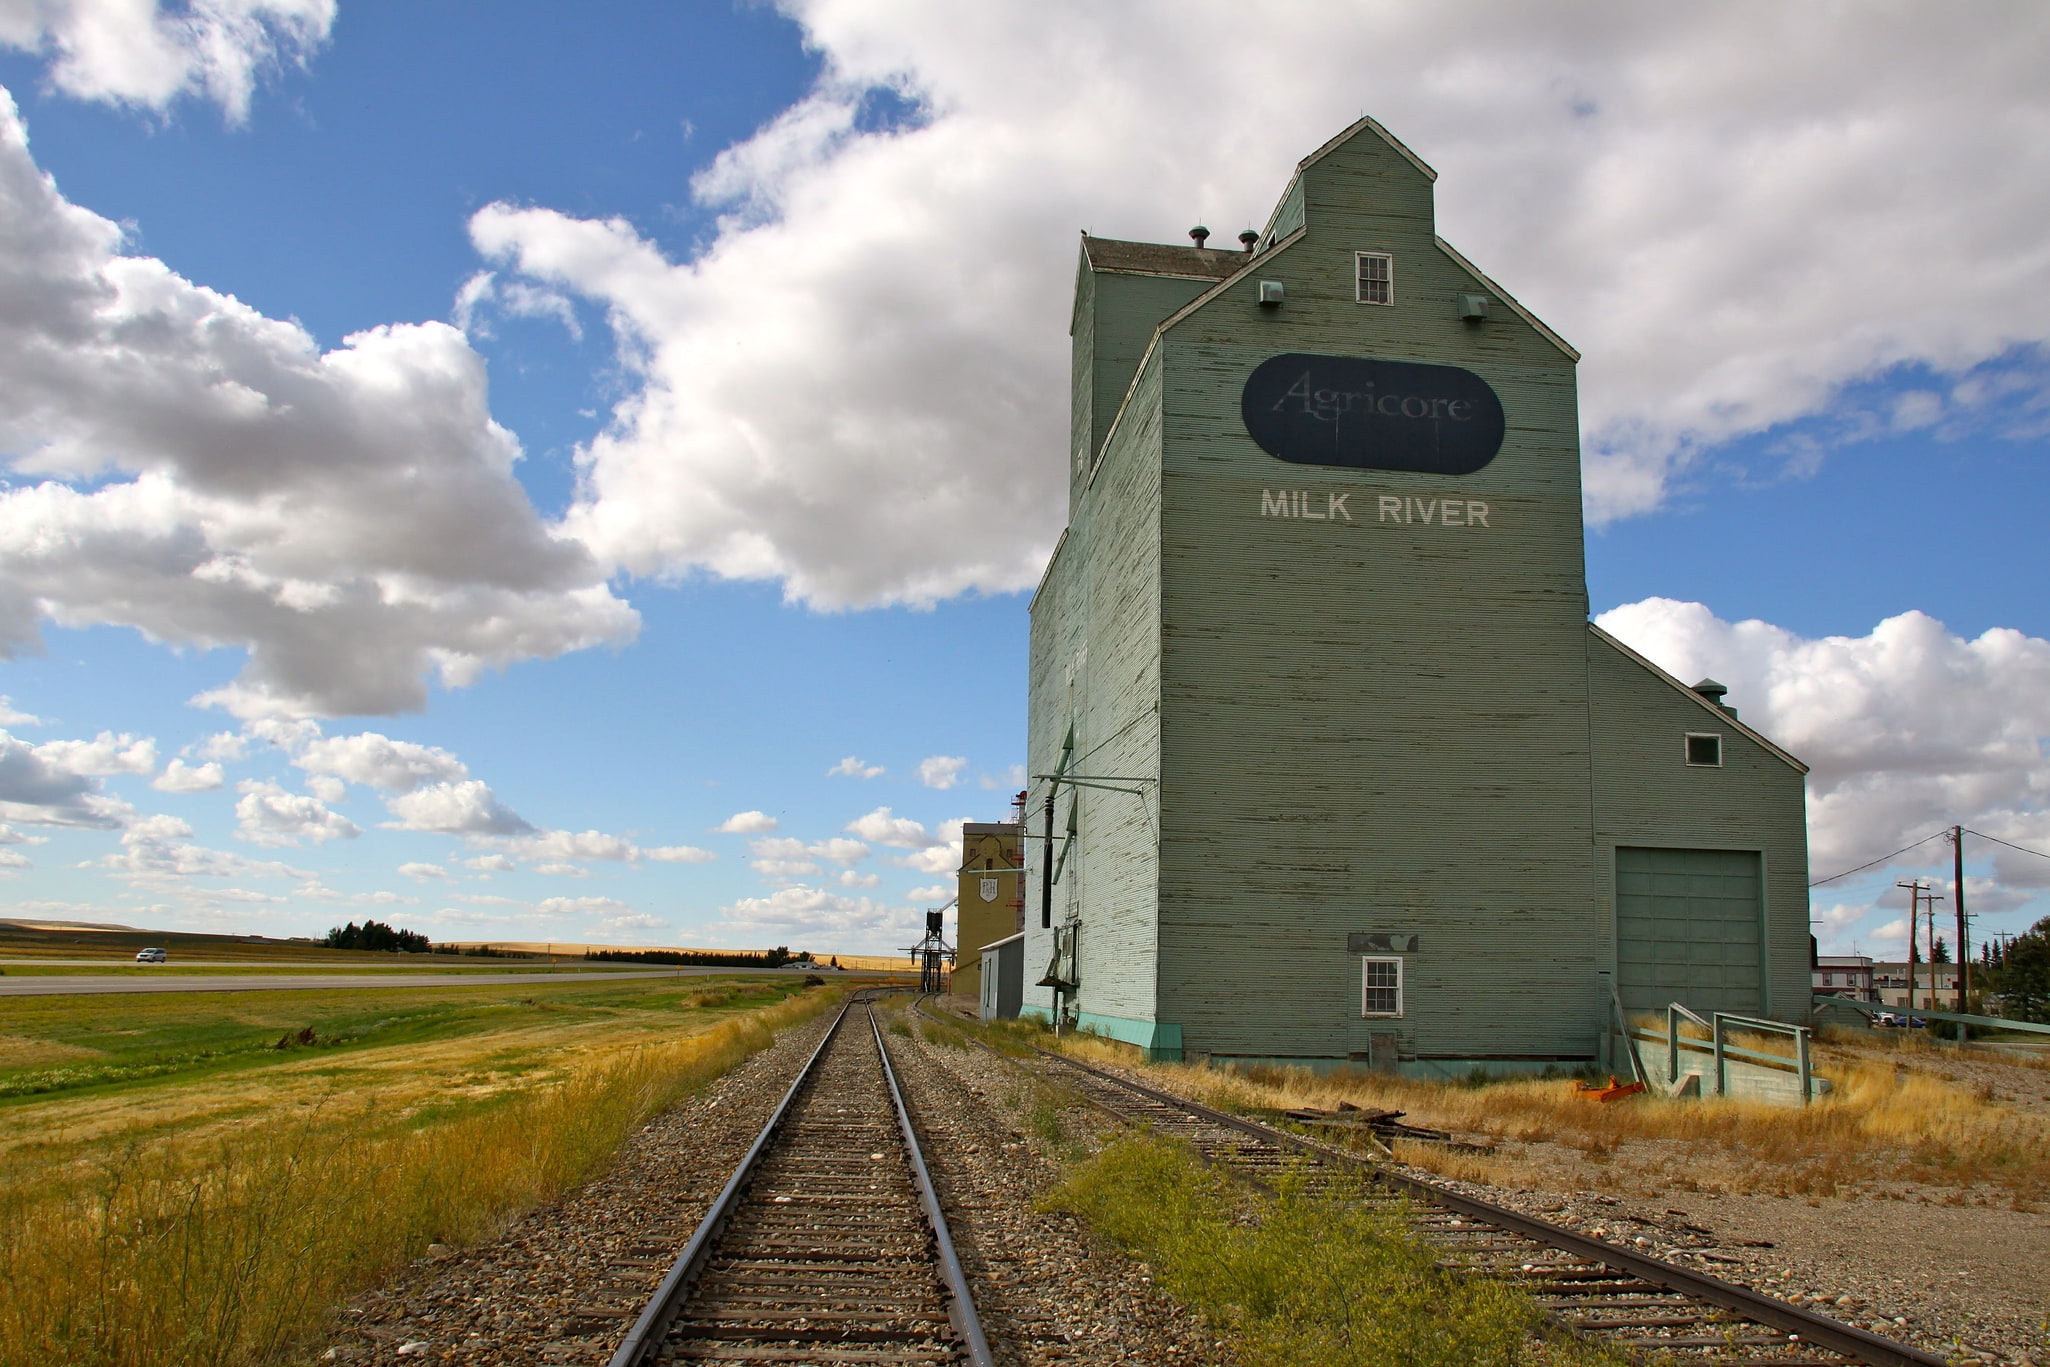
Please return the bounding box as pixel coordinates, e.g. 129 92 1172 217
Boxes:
1807 830 1950 888
1964 829 2050 863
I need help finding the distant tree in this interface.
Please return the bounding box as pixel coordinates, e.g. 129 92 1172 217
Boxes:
322 920 432 953
1931 936 1951 964
1988 918 2050 1023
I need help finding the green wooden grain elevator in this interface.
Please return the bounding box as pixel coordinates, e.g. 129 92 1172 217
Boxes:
1023 117 1811 1072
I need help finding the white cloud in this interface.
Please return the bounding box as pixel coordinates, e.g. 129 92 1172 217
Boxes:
460 852 516 873
905 883 950 902
0 728 131 827
452 270 582 341
152 759 224 792
99 812 307 881
35 731 156 776
0 823 46 845
469 5 2050 605
894 843 959 876
826 756 884 779
716 809 779 833
294 731 468 793
398 861 450 882
979 764 1026 792
0 91 637 719
190 731 248 762
0 696 38 725
646 844 716 864
0 848 31 870
1597 599 2050 885
233 779 360 847
536 895 633 918
530 861 589 877
382 781 533 836
719 883 918 943
0 0 334 122
844 806 927 848
917 754 966 790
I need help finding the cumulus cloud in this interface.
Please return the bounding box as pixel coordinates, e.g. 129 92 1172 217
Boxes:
0 696 38 725
294 731 468 793
398 861 450 882
153 758 224 792
826 756 884 779
646 844 715 864
917 755 966 791
0 728 132 827
905 883 950 902
100 812 307 881
530 862 589 877
718 883 917 942
452 270 582 342
747 835 870 883
843 806 928 848
0 91 637 719
232 779 359 846
382 781 533 837
466 4 2050 607
35 731 156 775
460 853 516 873
716 809 779 833
0 0 334 121
1597 599 2050 890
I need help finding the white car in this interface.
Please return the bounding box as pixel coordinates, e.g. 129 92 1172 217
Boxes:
134 947 167 963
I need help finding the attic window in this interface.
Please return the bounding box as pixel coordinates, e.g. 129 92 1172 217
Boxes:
1686 733 1723 767
1356 252 1394 306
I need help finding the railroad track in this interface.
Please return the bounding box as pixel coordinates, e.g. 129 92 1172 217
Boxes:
919 999 1944 1367
609 995 993 1367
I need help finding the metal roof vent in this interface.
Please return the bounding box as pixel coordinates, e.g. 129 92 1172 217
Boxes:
1189 225 1210 248
1692 678 1738 718
1238 229 1259 252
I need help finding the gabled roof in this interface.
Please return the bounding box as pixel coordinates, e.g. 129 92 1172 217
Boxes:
1587 623 1808 774
1081 235 1253 281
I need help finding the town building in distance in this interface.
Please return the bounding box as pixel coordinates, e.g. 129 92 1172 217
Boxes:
1022 117 1811 1073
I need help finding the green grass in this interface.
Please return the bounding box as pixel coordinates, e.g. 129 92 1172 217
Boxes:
0 974 796 1106
0 982 841 1367
1047 1136 1620 1367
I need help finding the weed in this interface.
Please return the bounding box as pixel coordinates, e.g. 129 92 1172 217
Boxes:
1046 1135 1621 1367
0 987 836 1367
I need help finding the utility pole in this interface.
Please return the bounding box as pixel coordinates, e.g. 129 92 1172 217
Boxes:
1897 879 1923 1011
1952 826 1971 1028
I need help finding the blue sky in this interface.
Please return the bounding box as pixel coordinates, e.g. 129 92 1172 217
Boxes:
0 2 2047 958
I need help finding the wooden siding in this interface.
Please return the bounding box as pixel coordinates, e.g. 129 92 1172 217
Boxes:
1027 348 1167 1028
1586 631 1810 1023
1153 126 1596 1062
1071 257 1214 501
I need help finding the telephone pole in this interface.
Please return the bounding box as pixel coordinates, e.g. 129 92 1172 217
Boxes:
1952 826 1971 1026
1896 879 1923 1010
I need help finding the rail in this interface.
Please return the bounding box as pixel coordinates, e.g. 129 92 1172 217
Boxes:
921 998 1944 1367
609 994 993 1367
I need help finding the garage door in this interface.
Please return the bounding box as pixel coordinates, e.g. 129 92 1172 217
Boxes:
1615 847 1762 1015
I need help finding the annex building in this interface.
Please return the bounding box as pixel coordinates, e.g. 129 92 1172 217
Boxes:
1021 118 1811 1073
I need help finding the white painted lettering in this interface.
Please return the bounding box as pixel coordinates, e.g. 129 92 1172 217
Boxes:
1261 490 1291 517
1442 500 1463 526
1466 500 1489 527
1328 493 1352 521
1302 489 1325 520
1416 498 1437 524
1404 497 1413 524
1378 495 1403 521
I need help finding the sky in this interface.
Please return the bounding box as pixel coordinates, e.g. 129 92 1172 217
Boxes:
0 1 2046 960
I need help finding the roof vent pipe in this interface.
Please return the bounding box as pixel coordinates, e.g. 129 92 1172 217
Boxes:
1238 229 1259 252
1692 678 1739 719
1188 225 1210 248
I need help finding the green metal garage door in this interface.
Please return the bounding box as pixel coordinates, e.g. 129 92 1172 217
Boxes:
1615 847 1762 1015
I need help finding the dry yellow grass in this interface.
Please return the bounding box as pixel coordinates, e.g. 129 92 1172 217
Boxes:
1049 1032 2050 1203
0 985 838 1367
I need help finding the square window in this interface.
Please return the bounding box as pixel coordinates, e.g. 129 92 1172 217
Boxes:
1356 251 1393 306
1685 733 1723 767
1361 956 1403 1017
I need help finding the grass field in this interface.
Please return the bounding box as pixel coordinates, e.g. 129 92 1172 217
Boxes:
1041 1023 2050 1206
0 973 840 1366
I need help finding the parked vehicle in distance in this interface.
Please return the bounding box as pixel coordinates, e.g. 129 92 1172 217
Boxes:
134 947 167 963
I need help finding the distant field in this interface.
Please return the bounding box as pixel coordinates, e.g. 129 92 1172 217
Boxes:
0 972 842 1367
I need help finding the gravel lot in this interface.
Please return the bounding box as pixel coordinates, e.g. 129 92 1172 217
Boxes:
309 1000 1223 1366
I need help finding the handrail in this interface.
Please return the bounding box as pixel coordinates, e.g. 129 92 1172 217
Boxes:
1813 994 2050 1038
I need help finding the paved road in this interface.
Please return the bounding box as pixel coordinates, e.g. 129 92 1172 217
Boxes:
0 968 744 997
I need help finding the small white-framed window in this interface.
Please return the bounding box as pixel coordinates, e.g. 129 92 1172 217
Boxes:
1685 733 1723 767
1355 251 1394 306
1361 956 1404 1017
